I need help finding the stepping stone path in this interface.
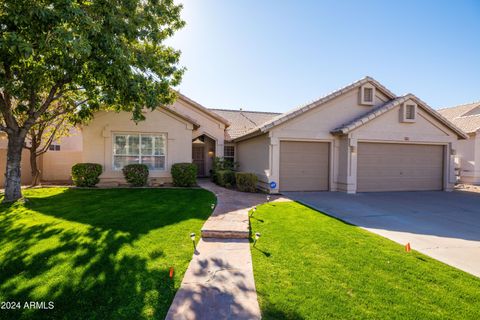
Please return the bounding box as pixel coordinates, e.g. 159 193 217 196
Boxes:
166 180 275 320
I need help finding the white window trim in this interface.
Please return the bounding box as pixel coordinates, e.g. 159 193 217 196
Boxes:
360 84 375 106
401 102 417 123
112 132 167 171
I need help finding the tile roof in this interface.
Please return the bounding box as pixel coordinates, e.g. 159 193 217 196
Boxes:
208 109 281 140
331 94 468 139
231 76 398 141
438 102 480 134
175 91 231 126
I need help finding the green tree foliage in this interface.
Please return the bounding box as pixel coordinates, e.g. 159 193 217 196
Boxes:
0 0 185 201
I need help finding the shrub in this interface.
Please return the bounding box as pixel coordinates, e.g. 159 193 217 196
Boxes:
212 157 238 183
122 164 149 187
71 163 102 187
216 170 235 188
235 172 258 192
171 163 197 187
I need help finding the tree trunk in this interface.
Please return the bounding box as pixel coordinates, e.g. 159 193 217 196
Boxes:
29 149 41 187
3 134 26 202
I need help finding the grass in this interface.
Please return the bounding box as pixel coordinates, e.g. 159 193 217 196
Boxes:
250 200 480 320
0 187 215 320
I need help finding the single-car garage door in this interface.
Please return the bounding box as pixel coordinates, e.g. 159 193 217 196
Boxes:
357 142 444 192
280 141 329 191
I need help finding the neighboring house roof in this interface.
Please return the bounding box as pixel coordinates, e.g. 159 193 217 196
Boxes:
331 94 468 139
438 102 480 134
232 76 397 141
209 108 281 140
175 92 231 126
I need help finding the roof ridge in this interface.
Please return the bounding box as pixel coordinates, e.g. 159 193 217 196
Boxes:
455 113 480 119
438 100 480 111
209 108 281 115
239 111 259 127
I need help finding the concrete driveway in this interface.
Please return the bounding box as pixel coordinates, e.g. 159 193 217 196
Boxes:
283 190 480 277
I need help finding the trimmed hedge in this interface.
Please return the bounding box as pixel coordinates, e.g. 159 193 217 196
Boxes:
235 172 258 193
122 164 149 187
171 163 197 187
216 170 235 188
71 163 102 187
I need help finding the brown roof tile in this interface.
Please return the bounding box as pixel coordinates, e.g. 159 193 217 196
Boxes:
438 102 480 133
209 109 281 140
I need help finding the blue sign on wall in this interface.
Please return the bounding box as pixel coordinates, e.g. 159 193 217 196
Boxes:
269 181 277 189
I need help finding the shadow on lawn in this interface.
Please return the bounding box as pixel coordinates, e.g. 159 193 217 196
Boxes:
0 188 213 320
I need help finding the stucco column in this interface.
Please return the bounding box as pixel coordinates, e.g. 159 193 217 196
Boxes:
216 137 224 158
446 142 457 191
346 137 357 194
269 135 280 193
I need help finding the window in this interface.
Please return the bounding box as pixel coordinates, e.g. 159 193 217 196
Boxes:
224 145 235 163
360 84 375 105
405 104 416 120
49 144 60 151
401 102 417 122
113 133 166 170
363 88 373 103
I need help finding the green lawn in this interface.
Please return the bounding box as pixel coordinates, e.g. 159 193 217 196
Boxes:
250 201 480 320
0 187 215 320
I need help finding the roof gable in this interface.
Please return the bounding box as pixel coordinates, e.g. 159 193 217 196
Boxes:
233 76 397 141
331 94 468 139
175 92 230 126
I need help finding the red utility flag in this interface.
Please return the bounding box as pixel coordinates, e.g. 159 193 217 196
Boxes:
169 267 174 278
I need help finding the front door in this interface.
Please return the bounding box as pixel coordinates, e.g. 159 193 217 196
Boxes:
192 145 205 176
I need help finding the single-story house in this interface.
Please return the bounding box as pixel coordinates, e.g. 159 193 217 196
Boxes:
439 102 480 185
0 76 469 193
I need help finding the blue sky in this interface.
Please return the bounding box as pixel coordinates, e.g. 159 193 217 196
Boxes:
168 0 480 112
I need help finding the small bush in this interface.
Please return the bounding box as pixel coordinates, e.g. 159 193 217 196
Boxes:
122 164 149 187
211 157 238 183
216 170 235 188
71 163 102 187
235 172 258 192
171 163 197 187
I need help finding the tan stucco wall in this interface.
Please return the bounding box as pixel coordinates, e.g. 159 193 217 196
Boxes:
236 134 270 187
457 133 480 184
170 98 226 157
82 109 194 184
53 127 83 151
41 151 82 182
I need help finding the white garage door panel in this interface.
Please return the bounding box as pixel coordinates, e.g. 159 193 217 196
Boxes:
357 143 444 192
280 141 329 191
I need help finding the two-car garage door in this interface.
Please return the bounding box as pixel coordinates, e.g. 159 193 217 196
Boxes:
357 143 444 192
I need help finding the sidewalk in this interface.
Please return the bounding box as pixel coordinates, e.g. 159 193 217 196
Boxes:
166 180 274 320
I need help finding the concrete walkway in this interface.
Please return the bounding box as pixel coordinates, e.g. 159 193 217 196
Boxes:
166 180 273 320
